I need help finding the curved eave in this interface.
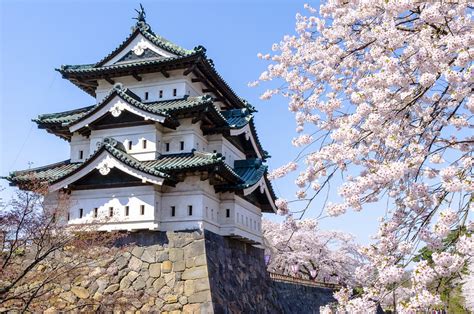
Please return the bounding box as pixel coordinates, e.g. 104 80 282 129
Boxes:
67 88 169 133
48 143 169 192
57 53 202 97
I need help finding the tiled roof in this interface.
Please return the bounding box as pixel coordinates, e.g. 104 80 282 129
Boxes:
6 160 81 183
95 21 195 67
221 108 253 129
33 91 215 127
33 105 94 125
59 54 196 75
232 159 268 189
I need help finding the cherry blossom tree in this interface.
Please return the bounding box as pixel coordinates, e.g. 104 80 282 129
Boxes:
254 1 473 312
262 218 364 286
0 182 124 312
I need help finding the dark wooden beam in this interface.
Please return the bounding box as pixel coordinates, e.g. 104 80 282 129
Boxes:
202 88 216 93
104 77 115 85
183 64 197 76
160 70 170 78
132 73 142 81
191 78 205 83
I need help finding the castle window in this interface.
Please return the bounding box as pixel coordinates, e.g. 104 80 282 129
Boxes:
79 150 84 159
109 207 114 217
173 88 177 96
128 140 132 150
140 205 145 215
142 139 147 149
226 208 230 218
79 208 83 219
94 208 98 218
144 92 149 100
67 212 70 221
125 206 129 216
159 90 163 98
165 143 170 152
188 205 193 216
180 141 184 151
171 206 176 217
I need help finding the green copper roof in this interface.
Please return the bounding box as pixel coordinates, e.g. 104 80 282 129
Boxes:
33 91 217 128
221 108 253 129
6 160 81 183
95 21 195 67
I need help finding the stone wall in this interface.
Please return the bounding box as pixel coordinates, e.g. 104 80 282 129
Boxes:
204 230 335 313
20 230 335 313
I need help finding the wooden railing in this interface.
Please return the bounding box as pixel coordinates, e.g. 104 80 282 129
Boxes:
268 272 341 290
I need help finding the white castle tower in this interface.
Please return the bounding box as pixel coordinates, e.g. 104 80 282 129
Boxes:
7 7 276 244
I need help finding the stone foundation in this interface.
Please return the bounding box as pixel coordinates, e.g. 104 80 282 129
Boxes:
31 230 334 313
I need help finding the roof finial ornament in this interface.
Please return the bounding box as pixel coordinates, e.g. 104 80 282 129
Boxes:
133 4 146 23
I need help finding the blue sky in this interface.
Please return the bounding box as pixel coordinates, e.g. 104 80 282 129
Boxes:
0 0 380 244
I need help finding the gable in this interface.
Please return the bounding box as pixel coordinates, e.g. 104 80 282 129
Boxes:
69 167 149 190
103 33 176 66
90 110 153 130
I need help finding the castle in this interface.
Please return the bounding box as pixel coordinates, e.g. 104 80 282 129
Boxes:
7 7 276 245
5 9 338 312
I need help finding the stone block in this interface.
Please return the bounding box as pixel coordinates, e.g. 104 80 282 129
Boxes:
127 270 139 282
184 280 194 296
162 260 172 273
71 286 89 299
181 266 208 280
184 240 205 259
149 263 161 277
132 277 146 290
153 277 166 291
179 296 188 305
131 246 144 258
141 248 155 263
194 254 207 266
165 295 178 304
128 256 143 271
173 260 185 272
104 284 119 294
164 272 176 288
183 303 201 313
156 250 169 262
169 248 184 262
187 291 210 304
185 257 194 268
60 291 76 303
120 276 132 290
194 278 210 292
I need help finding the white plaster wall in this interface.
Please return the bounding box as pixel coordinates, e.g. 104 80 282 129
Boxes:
208 134 246 167
89 124 160 161
70 133 90 162
96 72 201 103
161 119 208 154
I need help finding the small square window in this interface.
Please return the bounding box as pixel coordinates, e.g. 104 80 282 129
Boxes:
79 150 84 159
165 143 170 152
226 209 230 218
109 207 114 217
140 205 145 215
159 90 163 98
125 206 129 216
171 206 176 217
128 141 133 150
180 141 184 151
67 212 70 221
188 205 193 216
144 92 149 100
94 208 98 218
79 208 83 218
173 88 177 96
143 139 147 149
